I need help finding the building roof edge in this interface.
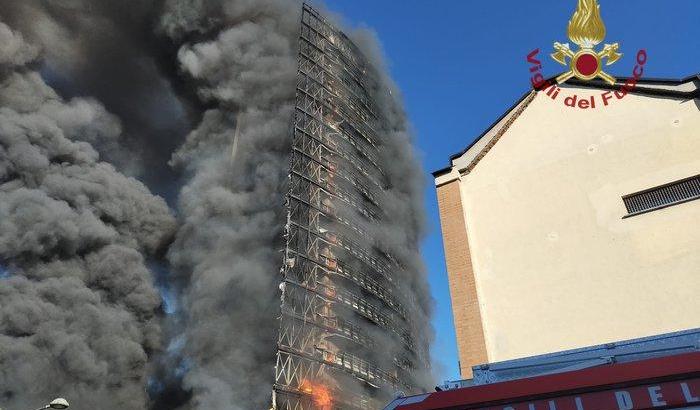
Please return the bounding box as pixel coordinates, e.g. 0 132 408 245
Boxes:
432 72 700 178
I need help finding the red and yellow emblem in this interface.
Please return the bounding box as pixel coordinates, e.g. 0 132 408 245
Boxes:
551 0 622 84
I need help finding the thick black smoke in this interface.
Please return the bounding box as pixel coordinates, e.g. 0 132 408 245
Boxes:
350 28 434 386
0 22 175 409
0 1 433 409
161 1 300 407
0 0 198 200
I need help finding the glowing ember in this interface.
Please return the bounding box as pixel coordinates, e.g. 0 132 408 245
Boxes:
300 380 333 409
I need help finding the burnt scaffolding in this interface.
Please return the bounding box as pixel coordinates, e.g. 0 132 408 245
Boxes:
272 4 427 410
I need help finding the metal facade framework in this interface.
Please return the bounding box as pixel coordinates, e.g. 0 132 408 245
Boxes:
273 5 425 410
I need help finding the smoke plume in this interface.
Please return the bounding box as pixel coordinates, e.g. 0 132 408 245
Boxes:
0 1 433 409
0 22 175 409
161 1 300 408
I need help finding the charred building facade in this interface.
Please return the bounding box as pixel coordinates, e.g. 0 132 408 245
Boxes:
273 5 429 410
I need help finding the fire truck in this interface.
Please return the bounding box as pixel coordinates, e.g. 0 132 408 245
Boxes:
385 328 700 410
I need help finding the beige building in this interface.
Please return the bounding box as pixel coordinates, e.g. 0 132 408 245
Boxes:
434 75 700 378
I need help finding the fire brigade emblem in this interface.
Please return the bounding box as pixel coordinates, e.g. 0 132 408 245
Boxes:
551 0 621 85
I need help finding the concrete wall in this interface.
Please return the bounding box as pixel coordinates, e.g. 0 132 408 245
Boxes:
442 86 700 363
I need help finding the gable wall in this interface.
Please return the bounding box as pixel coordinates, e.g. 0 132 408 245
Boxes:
454 87 700 362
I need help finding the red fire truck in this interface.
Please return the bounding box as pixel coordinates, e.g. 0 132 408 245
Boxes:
385 329 700 410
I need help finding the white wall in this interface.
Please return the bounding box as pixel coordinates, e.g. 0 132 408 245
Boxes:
457 87 700 361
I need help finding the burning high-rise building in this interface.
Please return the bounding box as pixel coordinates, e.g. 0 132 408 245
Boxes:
0 1 431 409
272 5 430 409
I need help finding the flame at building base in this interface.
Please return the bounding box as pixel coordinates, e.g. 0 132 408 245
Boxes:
300 380 333 410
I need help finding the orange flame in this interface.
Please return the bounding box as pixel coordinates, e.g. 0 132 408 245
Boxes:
300 380 333 409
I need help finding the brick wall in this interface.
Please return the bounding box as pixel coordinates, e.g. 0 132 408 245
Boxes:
436 179 488 378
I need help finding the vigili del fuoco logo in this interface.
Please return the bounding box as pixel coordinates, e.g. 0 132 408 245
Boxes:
551 0 621 84
526 0 648 109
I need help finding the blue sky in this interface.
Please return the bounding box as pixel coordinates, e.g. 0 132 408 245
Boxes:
321 0 700 382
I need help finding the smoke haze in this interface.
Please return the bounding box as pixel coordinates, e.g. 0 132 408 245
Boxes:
0 1 433 409
0 21 175 409
158 2 301 407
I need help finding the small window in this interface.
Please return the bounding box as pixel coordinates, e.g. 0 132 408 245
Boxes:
623 174 700 217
